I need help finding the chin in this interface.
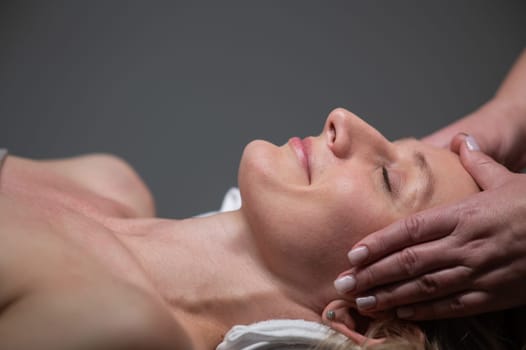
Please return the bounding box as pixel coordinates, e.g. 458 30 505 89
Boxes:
238 139 301 273
238 139 275 221
238 140 345 287
238 139 275 202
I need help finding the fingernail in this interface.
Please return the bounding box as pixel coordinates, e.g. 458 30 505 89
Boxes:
465 135 480 152
356 296 376 310
348 246 369 266
334 275 356 294
397 307 414 318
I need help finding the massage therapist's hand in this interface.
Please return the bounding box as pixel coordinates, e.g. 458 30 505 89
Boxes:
334 134 526 320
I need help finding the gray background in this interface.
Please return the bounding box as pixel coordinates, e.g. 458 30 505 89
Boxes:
1 1 525 218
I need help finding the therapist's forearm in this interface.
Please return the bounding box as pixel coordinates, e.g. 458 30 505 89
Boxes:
492 49 526 164
423 48 526 170
495 49 526 112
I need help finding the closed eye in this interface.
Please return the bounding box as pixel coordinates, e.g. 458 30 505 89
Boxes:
382 166 392 192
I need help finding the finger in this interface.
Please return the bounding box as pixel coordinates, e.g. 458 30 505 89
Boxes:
367 266 473 312
456 134 510 190
450 132 489 155
395 291 491 320
449 132 468 153
347 207 460 267
421 120 472 149
349 238 459 295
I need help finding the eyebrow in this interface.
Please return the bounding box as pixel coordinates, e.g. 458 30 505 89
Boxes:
413 151 435 203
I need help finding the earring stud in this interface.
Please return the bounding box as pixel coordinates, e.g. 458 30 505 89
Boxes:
326 310 336 321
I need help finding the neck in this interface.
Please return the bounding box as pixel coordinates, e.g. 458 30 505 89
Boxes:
113 210 324 349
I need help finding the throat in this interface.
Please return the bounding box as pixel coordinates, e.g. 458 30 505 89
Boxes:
114 211 320 348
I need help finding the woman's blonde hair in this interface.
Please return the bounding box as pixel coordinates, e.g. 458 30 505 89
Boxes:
314 307 526 350
313 318 433 350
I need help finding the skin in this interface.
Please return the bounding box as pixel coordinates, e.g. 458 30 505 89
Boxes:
339 50 526 320
0 108 478 349
238 108 479 292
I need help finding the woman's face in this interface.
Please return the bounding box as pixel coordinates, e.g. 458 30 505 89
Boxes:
238 108 479 287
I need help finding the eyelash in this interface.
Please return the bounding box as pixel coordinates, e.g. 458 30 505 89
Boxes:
382 166 392 193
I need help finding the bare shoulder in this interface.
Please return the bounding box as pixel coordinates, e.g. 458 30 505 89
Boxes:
0 156 193 349
44 153 156 217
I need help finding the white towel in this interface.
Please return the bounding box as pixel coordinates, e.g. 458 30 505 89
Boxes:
216 319 348 350
219 187 242 212
196 187 242 217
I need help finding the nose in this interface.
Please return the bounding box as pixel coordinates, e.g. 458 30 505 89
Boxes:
323 108 390 159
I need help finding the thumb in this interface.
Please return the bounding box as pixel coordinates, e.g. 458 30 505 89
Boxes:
457 134 510 190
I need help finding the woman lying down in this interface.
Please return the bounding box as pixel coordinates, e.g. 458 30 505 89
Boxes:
0 108 522 350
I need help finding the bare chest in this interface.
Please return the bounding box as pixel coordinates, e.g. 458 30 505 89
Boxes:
0 190 156 304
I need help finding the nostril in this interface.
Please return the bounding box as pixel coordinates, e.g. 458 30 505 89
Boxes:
328 122 336 144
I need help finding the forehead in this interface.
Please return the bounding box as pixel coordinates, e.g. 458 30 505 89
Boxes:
394 138 479 209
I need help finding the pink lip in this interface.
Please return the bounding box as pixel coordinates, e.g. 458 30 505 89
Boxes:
288 137 311 184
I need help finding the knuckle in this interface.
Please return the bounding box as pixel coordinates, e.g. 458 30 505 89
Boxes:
462 247 486 268
377 288 395 309
402 214 424 243
361 266 377 290
474 157 494 170
449 297 466 313
372 235 388 257
453 206 481 236
460 266 474 280
398 248 419 276
416 274 439 296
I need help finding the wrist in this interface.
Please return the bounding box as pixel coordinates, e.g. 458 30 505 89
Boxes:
487 97 526 170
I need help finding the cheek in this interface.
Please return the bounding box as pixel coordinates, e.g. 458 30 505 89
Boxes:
286 182 392 266
239 155 399 284
326 180 394 243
